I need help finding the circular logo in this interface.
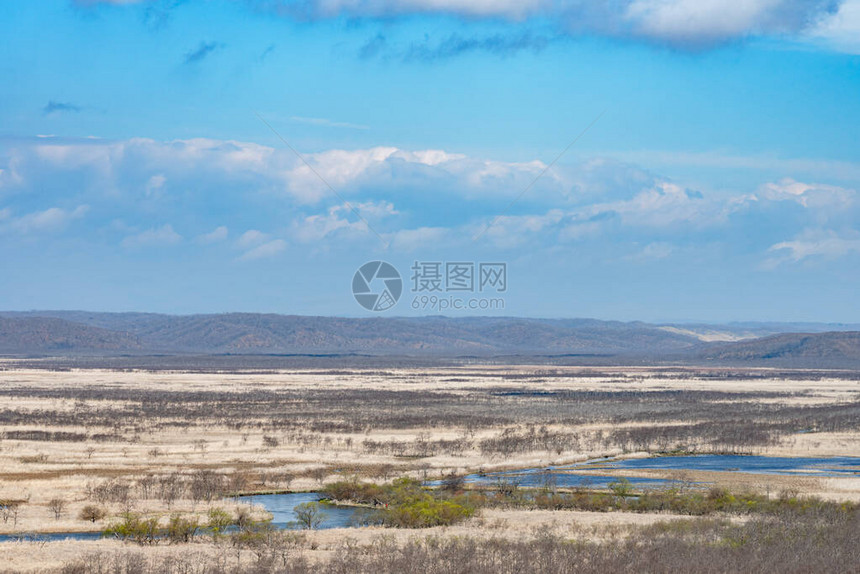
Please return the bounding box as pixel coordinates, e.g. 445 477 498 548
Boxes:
352 261 402 312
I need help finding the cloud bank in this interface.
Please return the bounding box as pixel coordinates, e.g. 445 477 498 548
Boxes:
1 136 857 267
78 0 845 49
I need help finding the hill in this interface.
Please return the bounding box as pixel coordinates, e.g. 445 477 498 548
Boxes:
701 331 860 362
0 316 141 353
2 312 859 367
0 312 698 355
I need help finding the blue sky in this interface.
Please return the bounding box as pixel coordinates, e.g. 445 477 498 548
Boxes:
1 0 859 321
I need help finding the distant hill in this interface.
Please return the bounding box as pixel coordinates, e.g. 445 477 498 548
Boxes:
661 321 860 342
0 316 141 353
0 312 698 355
1 311 859 366
701 331 860 362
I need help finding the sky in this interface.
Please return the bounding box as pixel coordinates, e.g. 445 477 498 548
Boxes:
1 0 859 322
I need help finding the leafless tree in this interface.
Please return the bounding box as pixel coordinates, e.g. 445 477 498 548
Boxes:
48 498 67 520
0 501 21 527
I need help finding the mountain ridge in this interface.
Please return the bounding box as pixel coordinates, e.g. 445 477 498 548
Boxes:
0 311 858 365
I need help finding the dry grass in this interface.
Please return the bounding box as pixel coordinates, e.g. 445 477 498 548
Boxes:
0 362 859 571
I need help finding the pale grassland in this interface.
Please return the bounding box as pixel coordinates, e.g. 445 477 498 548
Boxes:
0 363 859 571
0 508 722 572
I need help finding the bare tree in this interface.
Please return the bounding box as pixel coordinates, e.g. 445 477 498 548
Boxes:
190 469 225 503
48 498 67 520
309 467 329 486
229 471 251 499
280 471 295 491
0 501 21 527
160 474 183 509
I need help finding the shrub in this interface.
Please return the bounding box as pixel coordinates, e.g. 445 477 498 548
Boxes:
166 514 199 543
79 505 107 523
105 513 161 545
326 477 476 528
324 480 386 505
293 502 326 529
442 473 466 492
207 507 233 536
384 494 475 528
609 478 634 498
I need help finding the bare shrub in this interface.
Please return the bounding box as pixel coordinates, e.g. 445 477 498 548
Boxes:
79 505 107 523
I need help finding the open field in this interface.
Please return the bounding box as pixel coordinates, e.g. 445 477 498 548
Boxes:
1 362 859 572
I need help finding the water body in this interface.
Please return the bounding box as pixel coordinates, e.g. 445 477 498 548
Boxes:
235 492 361 529
448 472 674 490
432 455 860 489
0 492 360 543
426 461 677 489
5 456 858 542
580 455 860 476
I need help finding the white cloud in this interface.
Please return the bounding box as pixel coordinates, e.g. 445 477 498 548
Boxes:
196 226 229 244
1 205 89 234
292 201 397 243
145 174 167 198
588 181 739 228
558 219 605 241
469 179 732 247
759 178 855 209
623 0 833 46
766 228 860 266
252 0 840 47
480 210 565 248
236 229 268 248
387 226 452 251
292 0 543 19
614 149 860 181
4 135 857 259
239 239 287 260
808 0 860 53
283 146 522 201
284 147 399 200
293 211 364 243
3 137 551 205
74 0 846 49
122 224 182 248
626 241 675 262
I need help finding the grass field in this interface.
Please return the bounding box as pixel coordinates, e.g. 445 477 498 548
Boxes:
1 362 858 572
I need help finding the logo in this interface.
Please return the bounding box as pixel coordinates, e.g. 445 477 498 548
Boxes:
352 261 403 312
